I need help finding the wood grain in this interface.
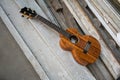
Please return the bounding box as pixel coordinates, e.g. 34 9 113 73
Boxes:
60 28 101 66
85 0 120 47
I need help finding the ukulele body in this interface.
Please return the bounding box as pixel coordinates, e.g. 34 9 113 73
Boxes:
60 28 101 66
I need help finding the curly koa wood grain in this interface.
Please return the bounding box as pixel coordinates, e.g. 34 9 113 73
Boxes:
60 28 101 66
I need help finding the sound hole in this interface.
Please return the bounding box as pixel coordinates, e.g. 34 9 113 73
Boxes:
69 35 78 44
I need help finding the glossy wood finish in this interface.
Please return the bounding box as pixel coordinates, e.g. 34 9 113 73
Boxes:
60 28 101 66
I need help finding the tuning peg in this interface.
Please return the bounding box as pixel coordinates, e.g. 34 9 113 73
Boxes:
21 15 24 17
27 17 30 19
23 12 26 14
27 8 30 11
29 14 32 17
32 10 35 13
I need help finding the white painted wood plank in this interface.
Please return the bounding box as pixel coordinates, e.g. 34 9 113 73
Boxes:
0 0 96 80
96 0 120 31
85 0 120 47
92 0 120 35
90 0 120 32
104 0 120 20
63 0 120 79
117 33 120 43
35 0 58 25
0 6 49 80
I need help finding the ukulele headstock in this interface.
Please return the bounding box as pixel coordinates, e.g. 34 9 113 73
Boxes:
20 7 37 19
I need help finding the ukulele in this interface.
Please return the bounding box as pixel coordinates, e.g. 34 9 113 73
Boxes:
20 7 101 66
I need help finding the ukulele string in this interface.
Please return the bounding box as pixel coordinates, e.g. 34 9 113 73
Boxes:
36 14 71 38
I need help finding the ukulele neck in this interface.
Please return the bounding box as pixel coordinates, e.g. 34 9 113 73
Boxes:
36 15 71 38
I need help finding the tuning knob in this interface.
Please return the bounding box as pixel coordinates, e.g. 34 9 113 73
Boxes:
21 15 24 17
32 10 35 13
27 17 29 19
27 8 30 11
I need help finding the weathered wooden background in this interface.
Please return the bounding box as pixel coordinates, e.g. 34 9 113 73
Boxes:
0 0 120 80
